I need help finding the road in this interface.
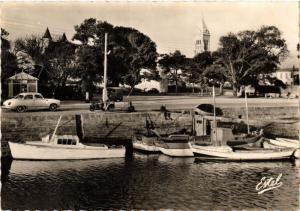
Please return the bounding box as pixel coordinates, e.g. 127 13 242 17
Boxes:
2 95 299 116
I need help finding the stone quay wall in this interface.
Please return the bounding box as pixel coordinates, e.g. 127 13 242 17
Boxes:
1 106 299 157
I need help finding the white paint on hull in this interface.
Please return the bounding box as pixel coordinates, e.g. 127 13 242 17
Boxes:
132 141 160 152
9 142 125 160
192 145 294 161
270 139 299 148
159 147 194 157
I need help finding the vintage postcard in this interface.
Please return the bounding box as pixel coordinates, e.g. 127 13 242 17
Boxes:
1 1 299 210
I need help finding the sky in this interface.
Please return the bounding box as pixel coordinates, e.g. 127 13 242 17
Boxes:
1 1 299 68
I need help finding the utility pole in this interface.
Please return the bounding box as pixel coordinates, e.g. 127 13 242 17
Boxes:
102 33 108 107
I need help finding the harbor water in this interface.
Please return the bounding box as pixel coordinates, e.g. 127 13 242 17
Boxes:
1 154 299 210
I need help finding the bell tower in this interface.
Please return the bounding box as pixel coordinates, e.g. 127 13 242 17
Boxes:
194 18 210 55
42 27 52 52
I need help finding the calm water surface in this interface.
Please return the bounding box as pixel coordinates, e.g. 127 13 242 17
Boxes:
1 154 299 210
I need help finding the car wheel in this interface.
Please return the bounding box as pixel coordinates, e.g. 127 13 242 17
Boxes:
16 106 26 113
49 103 58 111
107 104 115 111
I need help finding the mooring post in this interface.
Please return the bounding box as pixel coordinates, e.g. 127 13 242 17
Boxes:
75 114 84 141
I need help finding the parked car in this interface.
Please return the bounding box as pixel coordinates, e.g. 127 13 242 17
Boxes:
194 104 223 116
2 92 60 112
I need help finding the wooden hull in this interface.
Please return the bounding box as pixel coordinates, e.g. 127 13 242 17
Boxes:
270 139 299 148
132 135 160 153
293 149 299 159
263 140 285 149
192 145 294 161
226 135 262 147
9 142 126 160
159 147 194 157
276 138 299 144
158 138 194 157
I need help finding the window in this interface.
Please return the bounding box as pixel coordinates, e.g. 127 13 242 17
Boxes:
57 139 63 144
14 94 24 99
71 140 76 145
24 95 33 100
62 139 67 145
34 94 43 99
67 139 72 145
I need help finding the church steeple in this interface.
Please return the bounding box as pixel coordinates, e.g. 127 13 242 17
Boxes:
194 17 210 56
43 27 52 40
59 33 67 42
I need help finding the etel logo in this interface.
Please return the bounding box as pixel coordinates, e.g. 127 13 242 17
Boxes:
256 173 283 194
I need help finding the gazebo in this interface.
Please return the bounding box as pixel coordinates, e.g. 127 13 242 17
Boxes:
8 72 38 97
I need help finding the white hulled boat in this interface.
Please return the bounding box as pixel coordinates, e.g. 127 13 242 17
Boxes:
8 116 125 160
192 144 294 161
269 138 299 148
191 86 295 161
8 135 125 160
132 134 160 153
157 134 194 157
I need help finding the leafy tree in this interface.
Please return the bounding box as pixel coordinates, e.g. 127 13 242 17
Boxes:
73 45 102 98
1 28 19 99
214 26 288 96
47 40 77 97
183 51 214 93
72 18 157 95
158 50 186 93
14 35 45 76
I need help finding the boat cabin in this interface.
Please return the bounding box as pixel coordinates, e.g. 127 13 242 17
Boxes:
42 134 80 145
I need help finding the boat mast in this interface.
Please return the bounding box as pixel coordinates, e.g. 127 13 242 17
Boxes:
245 90 250 134
212 86 218 146
102 33 108 107
51 115 62 141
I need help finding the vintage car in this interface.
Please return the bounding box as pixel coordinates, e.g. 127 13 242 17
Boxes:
2 92 60 112
193 104 223 116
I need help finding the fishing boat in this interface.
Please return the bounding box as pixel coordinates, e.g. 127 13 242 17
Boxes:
157 134 194 157
192 144 294 161
132 134 160 153
276 137 299 145
8 116 125 160
191 86 295 161
262 139 285 149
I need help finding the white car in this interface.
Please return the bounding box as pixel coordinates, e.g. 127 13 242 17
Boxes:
2 92 60 112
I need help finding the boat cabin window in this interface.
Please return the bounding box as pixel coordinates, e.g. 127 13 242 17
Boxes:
57 138 77 145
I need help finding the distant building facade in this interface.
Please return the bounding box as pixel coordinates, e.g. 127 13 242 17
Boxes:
195 18 210 55
272 67 299 85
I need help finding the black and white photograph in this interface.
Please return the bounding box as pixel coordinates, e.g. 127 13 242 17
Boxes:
1 0 299 210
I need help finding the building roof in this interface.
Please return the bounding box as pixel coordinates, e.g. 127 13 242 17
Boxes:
277 67 299 72
43 27 52 39
59 33 67 42
8 72 38 81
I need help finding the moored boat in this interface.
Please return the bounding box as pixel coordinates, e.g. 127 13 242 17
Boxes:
192 144 294 161
269 139 299 148
9 135 125 160
157 135 194 157
132 134 160 153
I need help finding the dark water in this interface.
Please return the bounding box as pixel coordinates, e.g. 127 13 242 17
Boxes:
1 154 299 210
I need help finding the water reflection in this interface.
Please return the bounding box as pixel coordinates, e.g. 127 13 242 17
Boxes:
1 154 299 210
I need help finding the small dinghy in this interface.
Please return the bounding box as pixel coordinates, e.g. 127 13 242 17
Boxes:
8 116 125 160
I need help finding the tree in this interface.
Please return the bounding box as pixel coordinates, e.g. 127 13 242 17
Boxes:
183 51 214 93
72 18 158 95
1 28 19 99
47 40 77 97
158 50 186 93
73 45 102 98
214 26 288 96
14 35 45 76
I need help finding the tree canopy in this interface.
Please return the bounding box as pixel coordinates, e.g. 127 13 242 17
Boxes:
213 25 288 95
72 18 158 92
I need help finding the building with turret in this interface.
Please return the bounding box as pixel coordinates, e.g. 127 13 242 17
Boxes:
195 18 210 56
